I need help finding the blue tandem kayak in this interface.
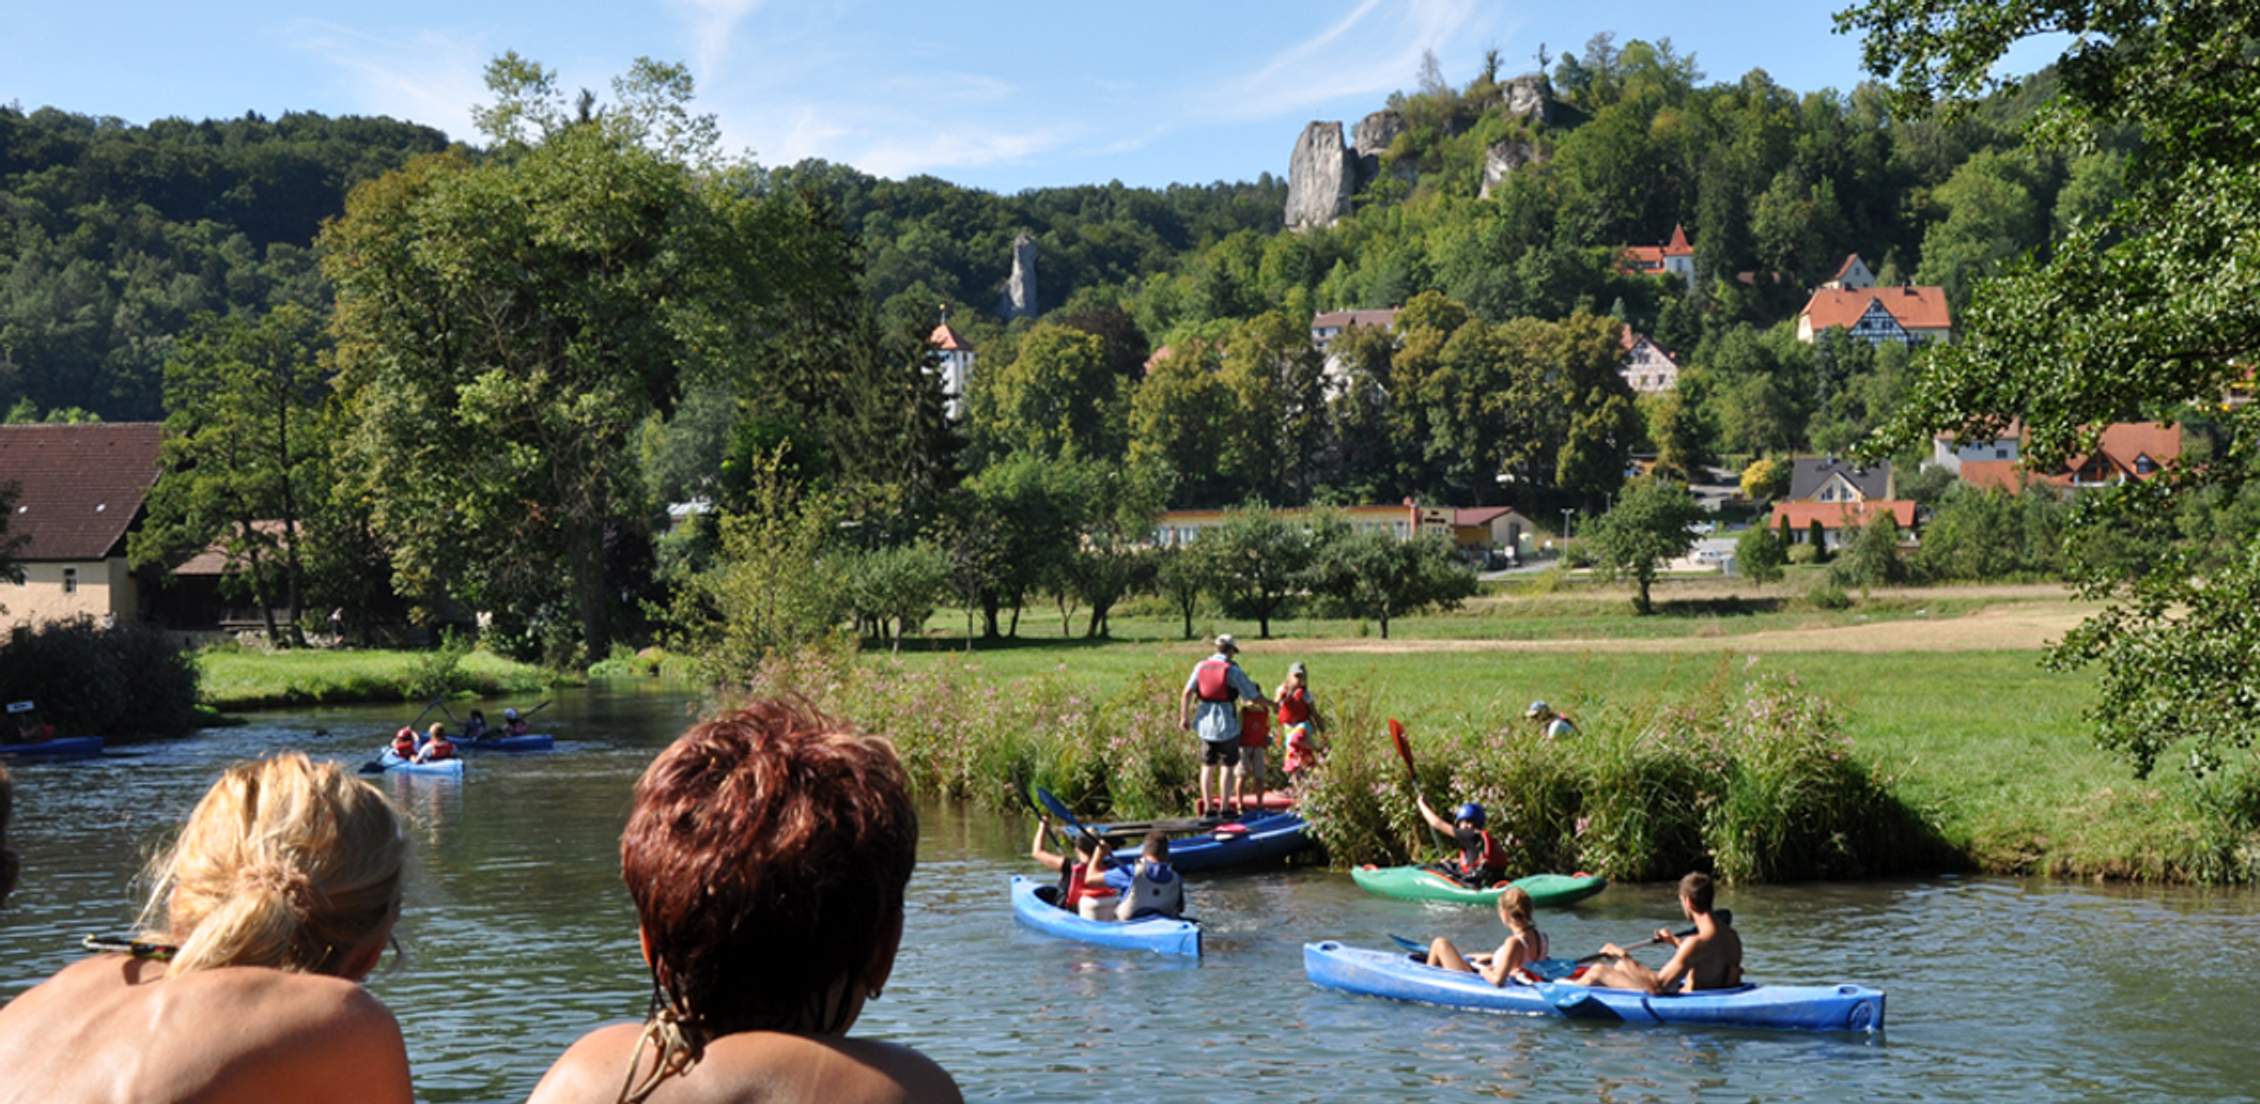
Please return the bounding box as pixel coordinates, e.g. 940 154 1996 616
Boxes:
456 733 554 752
1302 941 1883 1033
1009 875 1200 958
372 749 466 778
0 735 104 759
1107 812 1313 873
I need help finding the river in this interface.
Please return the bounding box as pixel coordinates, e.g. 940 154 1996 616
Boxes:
4 687 2258 1101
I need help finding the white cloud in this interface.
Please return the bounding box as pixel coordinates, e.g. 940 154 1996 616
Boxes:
1218 0 1494 120
283 19 490 139
669 0 765 81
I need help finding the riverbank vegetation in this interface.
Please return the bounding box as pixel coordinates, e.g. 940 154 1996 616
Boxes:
194 644 550 710
0 619 200 739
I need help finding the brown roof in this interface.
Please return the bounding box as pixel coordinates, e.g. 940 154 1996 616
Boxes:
927 322 973 352
1454 506 1514 526
1801 286 1953 333
1952 422 2180 489
1312 308 1400 331
0 423 163 562
172 520 292 576
1769 499 1917 530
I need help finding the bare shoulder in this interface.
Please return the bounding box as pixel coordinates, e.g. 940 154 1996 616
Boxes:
824 1036 962 1103
526 1022 645 1104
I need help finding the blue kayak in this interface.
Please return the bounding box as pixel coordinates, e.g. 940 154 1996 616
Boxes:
456 733 554 752
0 735 103 759
1009 875 1199 958
1107 812 1313 873
1303 941 1883 1033
372 749 466 778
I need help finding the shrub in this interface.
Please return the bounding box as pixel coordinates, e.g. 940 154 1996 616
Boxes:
406 629 472 701
0 618 201 739
1735 523 1787 584
1806 581 1854 610
1787 541 1820 565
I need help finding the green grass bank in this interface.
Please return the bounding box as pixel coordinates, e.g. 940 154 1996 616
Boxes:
196 647 554 710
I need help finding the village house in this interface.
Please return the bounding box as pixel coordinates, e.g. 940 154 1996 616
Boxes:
1931 421 2182 492
0 422 163 630
1618 324 1681 394
1820 253 1878 291
1618 223 1697 291
1153 500 1533 563
1768 456 1918 550
926 309 975 421
1796 282 1952 345
1310 308 1400 354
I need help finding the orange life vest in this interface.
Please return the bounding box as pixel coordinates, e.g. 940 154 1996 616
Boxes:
1194 658 1239 703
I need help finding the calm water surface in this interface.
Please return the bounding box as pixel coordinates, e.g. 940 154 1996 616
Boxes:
5 686 2259 1102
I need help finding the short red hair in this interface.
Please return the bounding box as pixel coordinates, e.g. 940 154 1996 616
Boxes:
621 699 917 1037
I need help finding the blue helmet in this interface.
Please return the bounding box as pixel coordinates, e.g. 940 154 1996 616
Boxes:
1454 802 1486 827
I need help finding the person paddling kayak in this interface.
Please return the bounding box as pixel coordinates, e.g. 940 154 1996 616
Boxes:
1569 872 1743 994
1417 795 1508 888
413 723 456 764
1029 816 1121 920
1115 832 1186 921
1424 885 1547 986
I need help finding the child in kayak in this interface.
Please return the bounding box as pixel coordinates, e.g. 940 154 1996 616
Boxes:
1275 661 1323 790
1425 885 1547 986
414 723 456 763
389 726 418 759
1115 831 1186 921
1417 795 1509 887
1571 872 1743 994
1029 815 1121 919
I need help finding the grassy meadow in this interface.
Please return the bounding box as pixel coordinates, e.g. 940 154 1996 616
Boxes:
196 647 552 710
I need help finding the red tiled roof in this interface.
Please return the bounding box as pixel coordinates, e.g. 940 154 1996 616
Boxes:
1665 223 1692 255
1454 506 1514 526
928 322 973 352
1619 224 1694 273
1800 285 1952 333
1956 460 2029 493
1951 422 2180 488
172 520 292 576
1768 499 1917 531
0 423 163 561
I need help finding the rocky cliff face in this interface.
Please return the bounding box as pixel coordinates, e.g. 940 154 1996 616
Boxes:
1501 73 1557 126
1284 122 1357 230
1351 109 1410 191
1481 138 1545 200
999 232 1037 318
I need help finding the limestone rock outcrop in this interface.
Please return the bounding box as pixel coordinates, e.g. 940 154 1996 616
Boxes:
1480 139 1545 199
1501 73 1557 126
999 232 1037 319
1284 122 1357 230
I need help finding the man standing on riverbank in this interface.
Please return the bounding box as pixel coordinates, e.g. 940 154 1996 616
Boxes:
1180 635 1273 817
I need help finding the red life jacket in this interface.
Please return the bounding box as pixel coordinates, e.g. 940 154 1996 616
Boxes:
1458 828 1507 881
1194 658 1239 703
1066 863 1117 904
1278 687 1312 726
421 738 456 762
392 733 416 757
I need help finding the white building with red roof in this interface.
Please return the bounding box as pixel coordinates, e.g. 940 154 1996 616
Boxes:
926 309 975 421
0 422 163 629
1618 224 1697 290
1797 284 1952 345
1618 325 1681 394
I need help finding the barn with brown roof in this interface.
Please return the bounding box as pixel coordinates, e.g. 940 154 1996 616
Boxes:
0 423 164 629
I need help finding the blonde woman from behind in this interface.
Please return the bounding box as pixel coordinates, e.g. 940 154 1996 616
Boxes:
0 752 413 1104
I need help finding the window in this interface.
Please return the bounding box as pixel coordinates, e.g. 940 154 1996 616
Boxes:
1994 447 2009 459
2135 455 2157 474
62 568 77 594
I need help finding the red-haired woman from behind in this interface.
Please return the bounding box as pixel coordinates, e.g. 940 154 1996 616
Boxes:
528 700 961 1104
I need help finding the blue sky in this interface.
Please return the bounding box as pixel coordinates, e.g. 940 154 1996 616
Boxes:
4 1 2068 193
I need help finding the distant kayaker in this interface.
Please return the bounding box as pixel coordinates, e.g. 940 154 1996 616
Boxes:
525 699 959 1104
1425 885 1547 986
390 726 418 760
502 707 529 736
1178 635 1274 818
1115 831 1186 921
1275 661 1324 790
462 710 490 743
1526 701 1578 739
1417 796 1509 888
1029 815 1121 920
0 764 17 907
414 723 455 764
0 753 414 1102
1570 872 1743 994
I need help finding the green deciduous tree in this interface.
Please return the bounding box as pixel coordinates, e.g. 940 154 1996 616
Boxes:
130 305 327 644
1307 528 1476 638
975 321 1122 462
1584 478 1704 613
1199 504 1320 639
672 446 846 679
1735 520 1788 584
1843 0 2260 777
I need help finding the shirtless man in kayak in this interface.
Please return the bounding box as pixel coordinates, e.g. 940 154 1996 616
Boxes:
1570 872 1741 994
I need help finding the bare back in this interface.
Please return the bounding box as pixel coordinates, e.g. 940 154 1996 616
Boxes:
0 955 412 1104
1679 920 1744 991
527 1022 962 1104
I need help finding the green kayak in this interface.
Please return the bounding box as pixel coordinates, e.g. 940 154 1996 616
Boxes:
1351 865 1608 907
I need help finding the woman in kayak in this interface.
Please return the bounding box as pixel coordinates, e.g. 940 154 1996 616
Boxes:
1029 815 1121 919
526 699 959 1104
1115 831 1186 921
0 752 413 1102
1425 885 1547 985
1417 795 1509 887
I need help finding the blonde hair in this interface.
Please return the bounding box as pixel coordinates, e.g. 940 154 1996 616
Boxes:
139 753 406 976
1496 885 1534 931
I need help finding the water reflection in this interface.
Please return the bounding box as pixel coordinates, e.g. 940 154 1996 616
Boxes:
1 689 2257 1102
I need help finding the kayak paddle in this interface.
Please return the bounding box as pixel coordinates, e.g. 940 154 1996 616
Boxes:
1034 786 1131 871
518 699 555 722
1389 718 1448 855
